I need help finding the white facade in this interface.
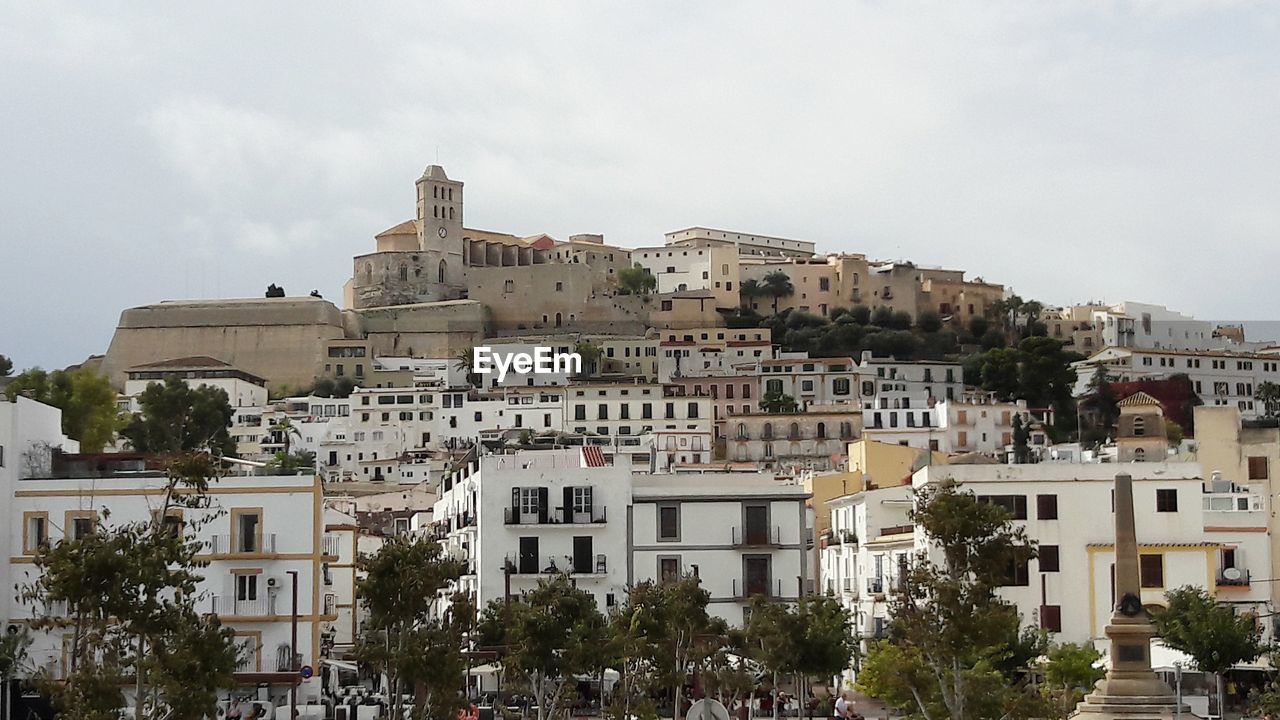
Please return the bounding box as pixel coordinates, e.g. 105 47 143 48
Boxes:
1091 302 1216 351
1073 347 1280 418
857 352 963 410
430 449 633 612
663 227 817 258
6 462 344 703
758 356 859 409
632 473 813 625
565 381 713 440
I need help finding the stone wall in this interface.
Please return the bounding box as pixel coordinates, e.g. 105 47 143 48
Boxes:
355 299 488 359
100 297 349 392
467 264 649 336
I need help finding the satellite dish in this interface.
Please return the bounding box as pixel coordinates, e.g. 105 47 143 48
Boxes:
1223 567 1243 581
686 699 730 720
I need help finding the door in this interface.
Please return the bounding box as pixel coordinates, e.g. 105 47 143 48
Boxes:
573 536 593 574
518 536 539 574
744 504 769 545
744 556 770 597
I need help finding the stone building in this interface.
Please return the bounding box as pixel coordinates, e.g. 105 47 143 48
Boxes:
1116 391 1170 462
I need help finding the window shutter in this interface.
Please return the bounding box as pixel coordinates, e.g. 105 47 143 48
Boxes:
563 486 574 521
511 487 520 518
537 487 549 523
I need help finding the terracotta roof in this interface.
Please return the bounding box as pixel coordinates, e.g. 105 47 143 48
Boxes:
1118 391 1163 407
375 219 418 238
128 356 234 370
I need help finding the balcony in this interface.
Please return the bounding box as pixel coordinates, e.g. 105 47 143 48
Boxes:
827 530 858 547
1217 568 1251 587
504 553 608 577
321 534 340 557
867 577 884 596
211 595 277 616
732 525 781 547
842 577 859 598
504 506 608 526
206 533 278 555
732 577 785 599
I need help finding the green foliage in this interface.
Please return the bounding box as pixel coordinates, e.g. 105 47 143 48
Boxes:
1165 421 1184 447
870 306 894 327
356 535 467 720
0 625 30 679
22 456 239 720
761 271 795 314
1153 585 1264 718
1256 381 1280 417
485 574 608 720
619 264 658 295
850 305 872 325
967 316 989 340
5 367 122 453
119 375 235 456
267 450 316 473
980 327 1007 350
759 390 799 414
968 337 1082 431
858 482 1039 720
890 310 914 331
917 312 943 333
1038 641 1104 719
0 353 12 377
1012 414 1031 464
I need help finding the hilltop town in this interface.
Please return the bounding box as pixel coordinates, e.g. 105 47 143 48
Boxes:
5 164 1280 717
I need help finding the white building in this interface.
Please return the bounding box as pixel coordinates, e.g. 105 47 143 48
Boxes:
759 356 859 409
430 449 633 613
123 356 269 410
632 473 813 625
5 450 345 703
1089 302 1216 351
1073 347 1280 418
857 351 963 410
663 227 817 259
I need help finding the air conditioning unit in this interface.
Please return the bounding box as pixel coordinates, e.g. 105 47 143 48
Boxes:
265 576 282 591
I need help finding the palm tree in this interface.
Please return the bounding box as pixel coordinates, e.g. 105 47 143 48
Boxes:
455 347 477 387
1257 381 1280 417
761 271 794 315
269 417 301 457
740 278 763 309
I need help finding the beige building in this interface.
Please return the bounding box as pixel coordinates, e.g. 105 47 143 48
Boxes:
723 405 861 470
1116 391 1171 462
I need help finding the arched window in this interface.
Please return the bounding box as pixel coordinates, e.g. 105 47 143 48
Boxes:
1133 416 1146 437
448 188 453 201
555 312 563 327
399 264 408 281
762 423 773 440
737 423 747 439
432 186 438 199
789 422 800 439
438 260 447 283
1134 447 1146 461
816 422 826 439
433 205 438 218
449 207 455 220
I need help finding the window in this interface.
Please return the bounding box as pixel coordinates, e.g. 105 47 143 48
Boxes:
1249 457 1269 480
658 504 680 541
236 573 259 602
1041 605 1062 633
66 511 96 541
1139 554 1164 588
519 487 541 516
1155 489 1178 512
23 512 48 554
1132 416 1146 436
833 378 850 395
1000 554 1031 586
1039 545 1060 572
233 509 262 553
687 402 699 418
572 486 593 514
1036 494 1058 520
659 556 681 583
978 495 1028 520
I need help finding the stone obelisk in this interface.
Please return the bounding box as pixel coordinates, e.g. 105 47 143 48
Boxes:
1072 473 1190 719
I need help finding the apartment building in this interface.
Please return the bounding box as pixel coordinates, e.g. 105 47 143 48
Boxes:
759 356 859 409
5 452 345 703
663 227 816 259
857 351 963 410
123 356 268 410
631 472 812 625
723 406 861 471
1073 347 1280 418
564 380 712 439
430 449 632 613
632 242 742 309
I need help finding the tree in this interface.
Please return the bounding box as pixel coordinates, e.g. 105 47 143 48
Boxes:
265 283 285 298
356 535 467 720
761 271 794 315
1 625 31 720
857 482 1038 720
619 264 658 295
1153 586 1264 718
1256 381 1280 417
889 311 914 331
759 390 799 414
870 306 894 327
917 312 943 334
269 417 301 457
119 376 235 456
267 449 316 474
740 278 764 309
1038 641 1104 719
967 316 989 340
5 367 121 453
21 454 240 720
744 597 798 720
1082 365 1118 441
792 596 858 715
850 305 872 325
0 354 12 377
1011 414 1031 464
1165 420 1184 447
480 574 608 720
575 341 603 378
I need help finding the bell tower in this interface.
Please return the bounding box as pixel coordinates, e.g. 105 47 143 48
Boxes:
414 165 465 292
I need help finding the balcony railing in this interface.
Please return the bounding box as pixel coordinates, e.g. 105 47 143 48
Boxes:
1217 569 1251 587
206 533 278 555
211 595 277 616
867 577 884 595
504 553 608 576
732 577 784 599
731 525 781 547
504 506 608 526
321 534 340 557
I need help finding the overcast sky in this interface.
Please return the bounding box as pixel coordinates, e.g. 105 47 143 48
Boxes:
3 2 1279 370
